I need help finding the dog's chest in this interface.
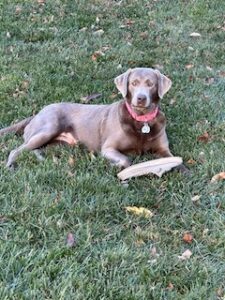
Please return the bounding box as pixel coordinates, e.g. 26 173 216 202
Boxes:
118 127 158 155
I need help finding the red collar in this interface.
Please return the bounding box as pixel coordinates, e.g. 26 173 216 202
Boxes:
125 101 159 122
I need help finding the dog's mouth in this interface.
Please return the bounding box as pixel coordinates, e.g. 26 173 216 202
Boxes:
131 104 156 114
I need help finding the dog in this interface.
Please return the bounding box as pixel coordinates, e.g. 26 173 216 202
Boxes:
0 67 185 171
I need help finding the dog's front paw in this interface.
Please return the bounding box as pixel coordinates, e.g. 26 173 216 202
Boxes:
110 157 131 169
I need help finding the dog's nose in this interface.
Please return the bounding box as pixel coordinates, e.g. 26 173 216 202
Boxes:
137 94 147 104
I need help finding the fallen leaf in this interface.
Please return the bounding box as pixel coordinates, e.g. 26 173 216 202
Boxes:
79 27 87 32
66 233 76 247
211 172 225 183
216 287 224 298
125 19 135 26
202 228 209 237
37 0 45 4
197 132 209 143
139 31 148 39
188 46 194 51
80 93 102 103
21 80 29 90
109 92 118 99
187 158 196 165
198 151 205 164
93 29 104 36
68 156 75 166
166 282 174 290
185 64 194 69
135 239 145 246
178 249 192 260
120 19 135 28
182 232 193 244
67 170 74 177
218 70 225 77
169 98 176 105
190 32 201 37
125 206 154 218
191 195 201 202
15 6 22 14
153 64 164 70
206 66 213 71
91 50 105 61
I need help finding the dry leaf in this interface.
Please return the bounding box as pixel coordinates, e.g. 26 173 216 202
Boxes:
68 156 75 166
135 239 145 246
66 233 76 247
211 172 225 183
197 132 209 143
91 51 105 61
169 98 176 105
218 70 225 77
93 29 104 36
190 32 201 37
167 282 174 290
67 170 74 177
119 19 136 28
109 92 118 99
139 31 148 39
182 232 193 244
125 19 135 26
191 195 200 202
185 64 194 69
206 66 213 71
118 157 183 181
79 27 87 32
178 249 192 260
80 93 102 103
15 6 22 14
21 80 29 90
125 206 154 218
153 64 164 70
37 0 45 4
216 287 224 298
187 158 196 165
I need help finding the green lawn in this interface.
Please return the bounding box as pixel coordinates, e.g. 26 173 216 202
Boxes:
1 0 225 299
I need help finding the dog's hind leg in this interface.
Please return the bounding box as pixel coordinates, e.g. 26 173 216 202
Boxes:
6 131 57 167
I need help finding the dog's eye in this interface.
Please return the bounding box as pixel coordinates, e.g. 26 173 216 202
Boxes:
131 80 139 86
146 80 153 87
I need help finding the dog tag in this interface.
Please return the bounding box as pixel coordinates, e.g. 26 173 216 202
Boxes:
141 123 150 134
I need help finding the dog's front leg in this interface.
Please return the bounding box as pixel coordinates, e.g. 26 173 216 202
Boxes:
101 147 131 168
152 134 189 174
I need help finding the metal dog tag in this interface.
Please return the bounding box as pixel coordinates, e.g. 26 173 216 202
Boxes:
141 122 150 134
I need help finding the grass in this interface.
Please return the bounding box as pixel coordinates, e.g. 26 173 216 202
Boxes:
1 0 225 299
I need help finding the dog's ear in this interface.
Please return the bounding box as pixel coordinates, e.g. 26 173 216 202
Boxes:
154 69 172 99
114 69 132 98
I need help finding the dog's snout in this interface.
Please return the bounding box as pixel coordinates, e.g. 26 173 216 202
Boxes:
137 94 147 104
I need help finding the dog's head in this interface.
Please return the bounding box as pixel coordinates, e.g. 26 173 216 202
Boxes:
114 68 172 113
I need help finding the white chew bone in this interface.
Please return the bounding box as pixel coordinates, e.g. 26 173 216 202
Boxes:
117 157 183 181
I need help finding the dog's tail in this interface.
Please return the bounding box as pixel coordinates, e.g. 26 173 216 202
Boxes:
0 116 34 136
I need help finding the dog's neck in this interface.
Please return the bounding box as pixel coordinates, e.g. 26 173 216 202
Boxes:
125 101 159 123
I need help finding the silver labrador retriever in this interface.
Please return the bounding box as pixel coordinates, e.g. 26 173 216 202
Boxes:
0 68 183 170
